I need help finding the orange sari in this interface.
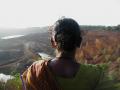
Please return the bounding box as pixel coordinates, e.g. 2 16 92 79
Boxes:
22 60 61 90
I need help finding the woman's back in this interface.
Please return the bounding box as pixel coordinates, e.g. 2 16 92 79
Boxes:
48 58 80 78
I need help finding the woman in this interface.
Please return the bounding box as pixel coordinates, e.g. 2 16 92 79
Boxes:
22 18 120 90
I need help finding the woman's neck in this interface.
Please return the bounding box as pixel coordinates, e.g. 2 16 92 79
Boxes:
55 50 75 59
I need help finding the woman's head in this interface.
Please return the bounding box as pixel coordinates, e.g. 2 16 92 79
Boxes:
50 18 82 52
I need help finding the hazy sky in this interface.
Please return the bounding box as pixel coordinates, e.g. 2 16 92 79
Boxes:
0 0 120 28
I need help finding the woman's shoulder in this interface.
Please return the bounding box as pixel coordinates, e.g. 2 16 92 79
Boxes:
31 59 50 68
22 60 49 77
32 60 46 66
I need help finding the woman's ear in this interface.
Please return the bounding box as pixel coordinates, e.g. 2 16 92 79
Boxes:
50 37 57 48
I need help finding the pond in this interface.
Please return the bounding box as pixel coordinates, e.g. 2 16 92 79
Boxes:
38 52 52 60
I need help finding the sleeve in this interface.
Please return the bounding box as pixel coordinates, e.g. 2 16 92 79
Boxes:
95 67 120 90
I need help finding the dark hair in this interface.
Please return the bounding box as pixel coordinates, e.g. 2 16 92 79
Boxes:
53 18 82 52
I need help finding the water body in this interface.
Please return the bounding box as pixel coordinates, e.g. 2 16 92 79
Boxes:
0 73 14 83
1 35 24 40
38 52 52 60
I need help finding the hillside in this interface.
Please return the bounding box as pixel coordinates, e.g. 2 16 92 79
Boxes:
0 32 54 74
0 26 120 75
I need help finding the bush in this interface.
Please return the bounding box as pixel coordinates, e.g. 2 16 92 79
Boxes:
0 73 22 90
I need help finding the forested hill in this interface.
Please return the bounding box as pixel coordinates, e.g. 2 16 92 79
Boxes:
80 24 120 31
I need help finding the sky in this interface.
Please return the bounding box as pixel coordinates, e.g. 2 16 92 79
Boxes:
0 0 120 28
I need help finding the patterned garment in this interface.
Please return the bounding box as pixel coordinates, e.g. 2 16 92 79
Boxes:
21 60 120 90
22 60 61 90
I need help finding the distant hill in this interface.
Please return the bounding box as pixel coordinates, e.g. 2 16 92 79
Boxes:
0 27 48 37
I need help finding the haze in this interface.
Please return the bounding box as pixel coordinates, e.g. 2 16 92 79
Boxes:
0 0 120 28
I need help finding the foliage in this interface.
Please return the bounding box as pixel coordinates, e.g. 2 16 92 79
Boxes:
0 73 22 90
0 82 4 90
